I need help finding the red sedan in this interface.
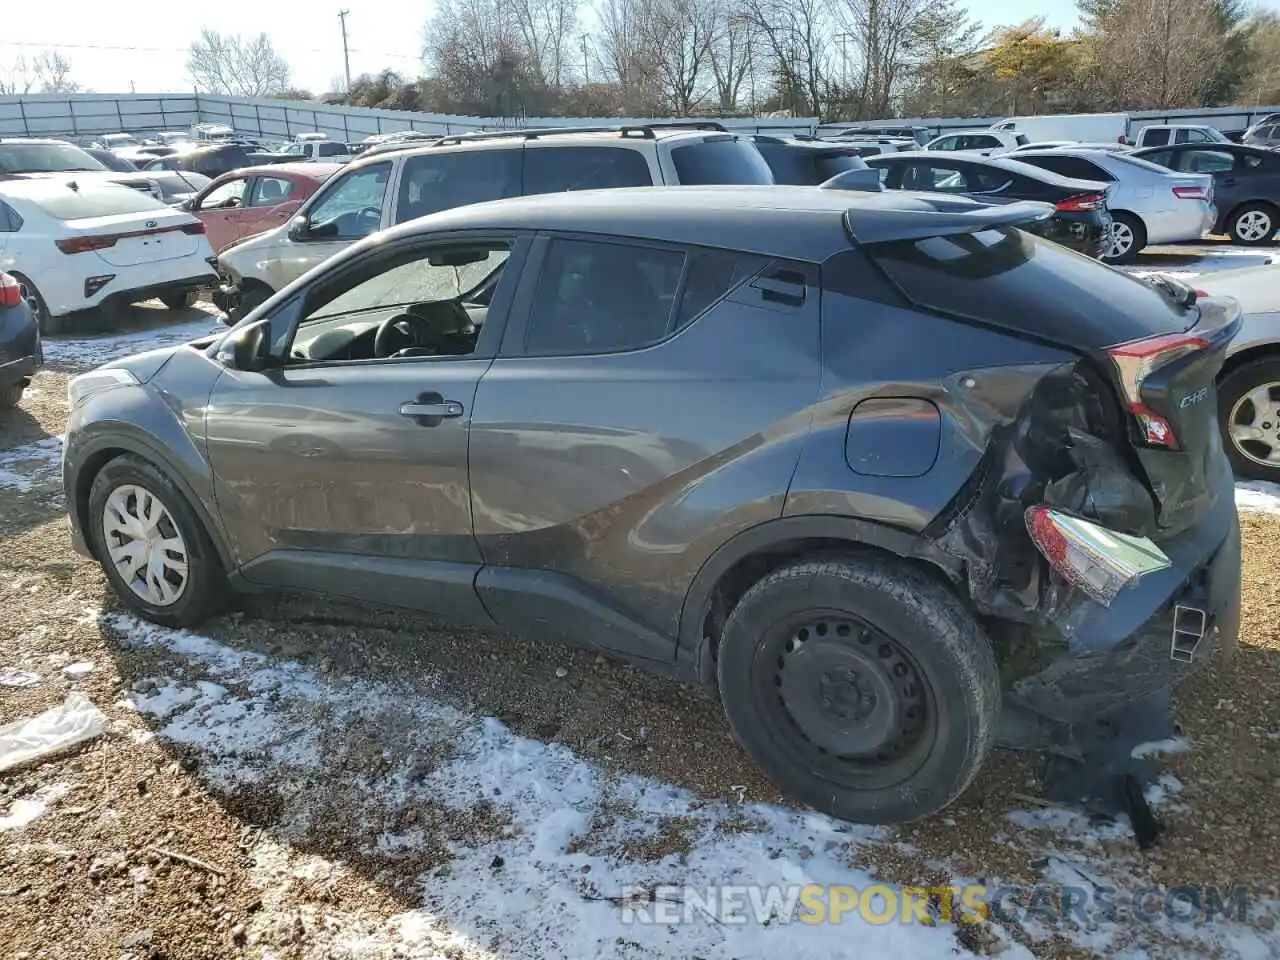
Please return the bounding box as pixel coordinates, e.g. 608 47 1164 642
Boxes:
186 163 341 253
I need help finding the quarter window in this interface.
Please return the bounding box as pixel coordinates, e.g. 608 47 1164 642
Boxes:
1179 150 1235 174
200 178 248 210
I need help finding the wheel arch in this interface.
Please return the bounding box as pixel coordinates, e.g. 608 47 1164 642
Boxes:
1221 198 1279 235
677 514 962 686
72 434 236 572
1218 343 1280 384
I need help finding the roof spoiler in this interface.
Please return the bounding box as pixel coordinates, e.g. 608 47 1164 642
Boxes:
820 169 884 193
842 197 1055 245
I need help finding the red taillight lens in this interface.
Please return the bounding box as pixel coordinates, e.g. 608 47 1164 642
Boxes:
1056 193 1105 212
1107 332 1210 448
0 273 20 309
56 235 118 255
1025 506 1171 607
181 221 206 235
1173 186 1207 200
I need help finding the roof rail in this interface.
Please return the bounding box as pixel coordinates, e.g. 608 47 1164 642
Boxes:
432 125 622 146
618 121 729 136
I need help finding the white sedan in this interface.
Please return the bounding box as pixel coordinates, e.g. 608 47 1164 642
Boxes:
0 178 216 334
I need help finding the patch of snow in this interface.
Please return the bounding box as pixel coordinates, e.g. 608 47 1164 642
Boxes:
1130 737 1190 760
0 782 72 831
0 667 41 687
109 612 1018 960
43 312 223 371
1236 480 1280 516
0 436 64 493
61 661 95 678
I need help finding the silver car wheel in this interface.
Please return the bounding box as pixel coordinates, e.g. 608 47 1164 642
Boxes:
1104 221 1134 259
102 483 189 607
1228 381 1280 467
1235 210 1274 243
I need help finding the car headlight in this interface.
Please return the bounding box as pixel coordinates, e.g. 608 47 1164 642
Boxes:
68 368 137 408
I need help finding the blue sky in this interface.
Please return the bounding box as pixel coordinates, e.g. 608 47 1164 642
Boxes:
0 0 1236 96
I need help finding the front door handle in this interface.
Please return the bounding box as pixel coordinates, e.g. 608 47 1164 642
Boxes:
398 392 463 427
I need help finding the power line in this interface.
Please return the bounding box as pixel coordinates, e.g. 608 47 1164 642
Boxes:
0 38 421 62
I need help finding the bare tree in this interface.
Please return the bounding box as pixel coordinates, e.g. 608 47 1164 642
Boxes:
648 0 720 113
739 0 832 118
596 0 666 113
709 7 759 112
0 52 80 95
509 0 580 88
187 29 292 98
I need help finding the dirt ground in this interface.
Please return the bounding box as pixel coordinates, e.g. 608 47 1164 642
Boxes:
2 308 1279 959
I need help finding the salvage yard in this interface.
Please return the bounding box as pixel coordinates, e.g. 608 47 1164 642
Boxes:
2 245 1280 960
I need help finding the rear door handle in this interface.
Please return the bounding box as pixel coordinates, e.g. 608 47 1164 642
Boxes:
399 400 463 418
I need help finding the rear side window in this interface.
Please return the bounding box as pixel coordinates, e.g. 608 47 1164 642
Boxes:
1139 150 1173 169
670 138 774 185
317 142 349 157
523 146 653 193
1143 128 1171 146
1017 155 1114 182
1015 134 1030 146
677 248 769 324
1179 150 1235 174
395 150 520 224
525 239 686 354
865 228 1188 347
31 187 164 220
815 152 867 182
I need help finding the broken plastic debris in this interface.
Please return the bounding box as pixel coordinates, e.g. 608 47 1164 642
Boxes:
0 667 41 687
0 693 109 773
62 662 95 678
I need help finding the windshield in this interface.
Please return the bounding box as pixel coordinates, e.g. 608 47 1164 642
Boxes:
0 142 106 174
671 139 774 185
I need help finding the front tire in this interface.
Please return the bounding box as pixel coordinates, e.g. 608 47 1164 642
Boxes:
1227 203 1278 246
159 290 198 310
87 454 227 627
717 555 1000 825
1219 357 1280 481
228 286 270 325
1101 212 1146 264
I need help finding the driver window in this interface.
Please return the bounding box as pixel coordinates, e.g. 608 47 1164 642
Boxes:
288 241 510 364
200 177 247 210
305 162 391 241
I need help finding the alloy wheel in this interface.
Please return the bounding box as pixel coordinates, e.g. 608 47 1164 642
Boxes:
1235 210 1274 243
1228 381 1280 468
101 483 190 606
1104 221 1134 260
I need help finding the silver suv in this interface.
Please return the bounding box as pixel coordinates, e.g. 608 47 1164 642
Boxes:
213 123 775 320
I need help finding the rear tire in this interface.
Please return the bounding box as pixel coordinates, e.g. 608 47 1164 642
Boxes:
0 383 24 409
716 554 1000 824
1101 212 1146 264
1227 203 1278 246
1218 356 1280 481
87 454 228 628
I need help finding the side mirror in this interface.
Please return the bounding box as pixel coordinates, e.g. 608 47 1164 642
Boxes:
216 319 273 372
179 198 194 212
287 214 311 241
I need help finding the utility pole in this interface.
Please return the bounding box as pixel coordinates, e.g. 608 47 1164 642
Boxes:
580 34 590 84
338 10 352 94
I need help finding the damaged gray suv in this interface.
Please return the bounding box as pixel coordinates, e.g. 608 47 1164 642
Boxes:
63 186 1242 825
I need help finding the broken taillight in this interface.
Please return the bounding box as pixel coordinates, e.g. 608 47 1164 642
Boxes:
1025 506 1171 607
1056 193 1106 212
1107 332 1210 449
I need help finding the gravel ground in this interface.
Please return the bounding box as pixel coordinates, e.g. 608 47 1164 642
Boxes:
1 285 1279 959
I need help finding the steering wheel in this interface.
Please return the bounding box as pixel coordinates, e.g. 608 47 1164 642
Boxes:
374 312 436 358
356 206 382 231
